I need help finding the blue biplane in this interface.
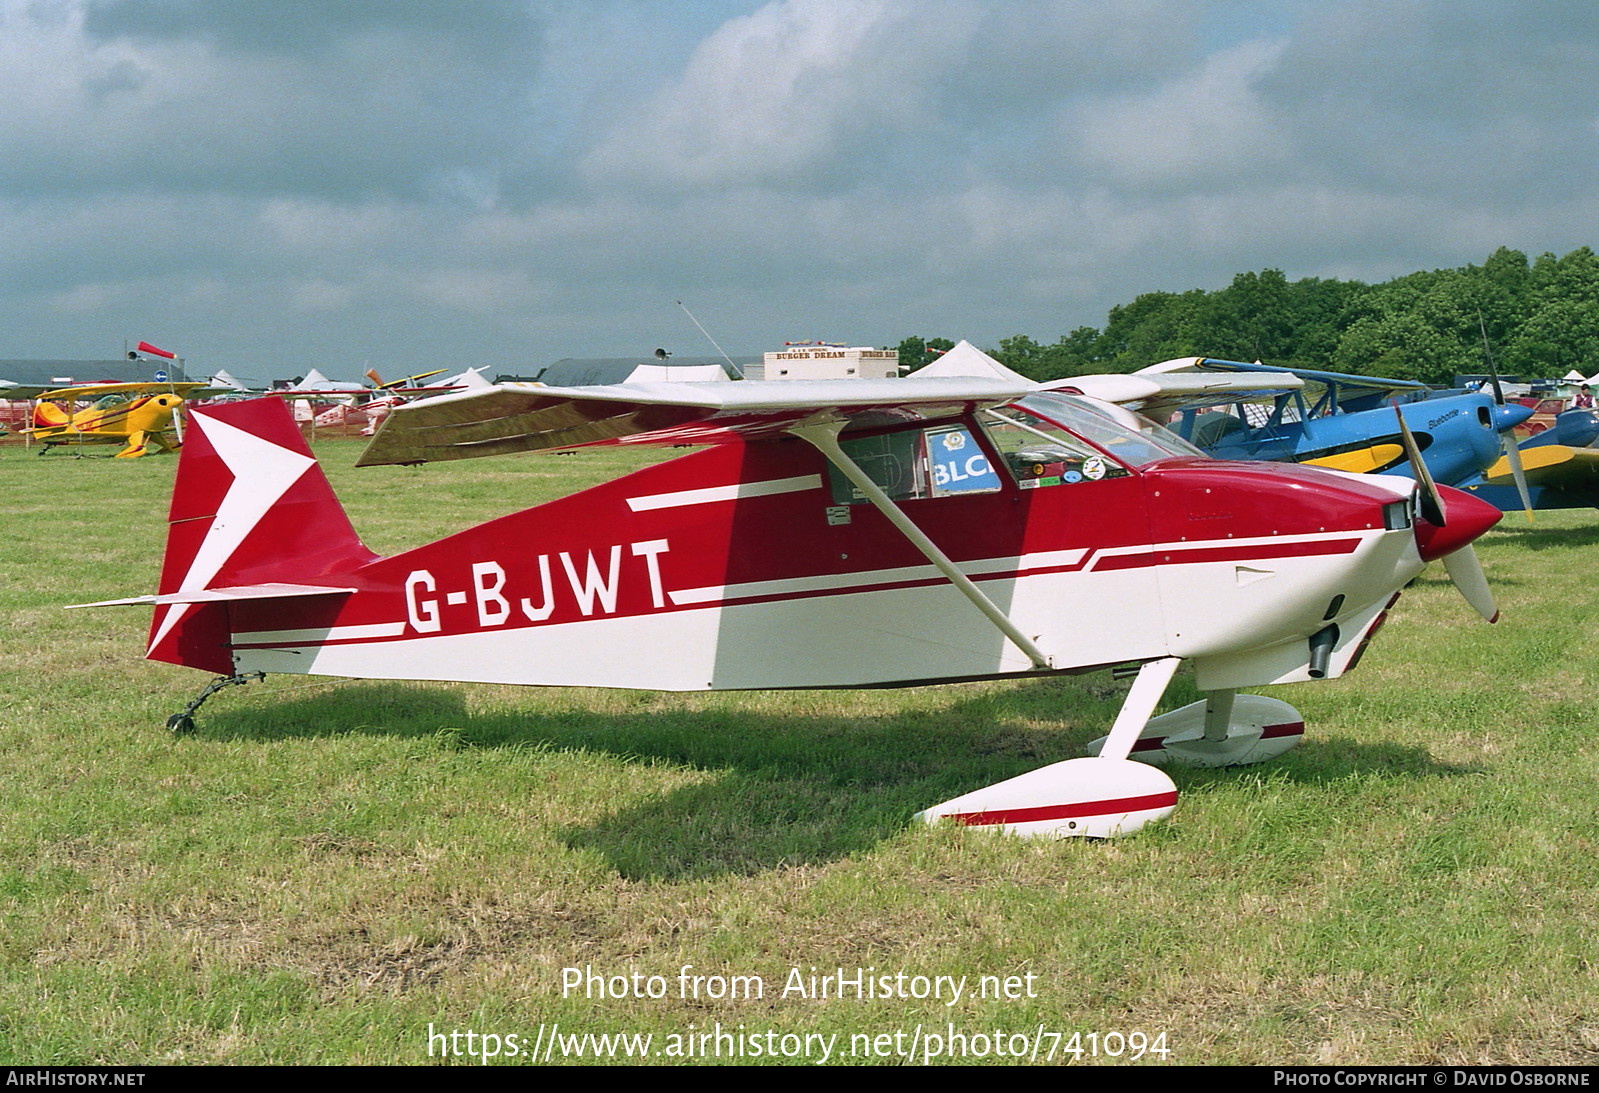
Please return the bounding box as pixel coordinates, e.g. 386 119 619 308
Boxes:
1133 358 1599 516
1139 358 1536 501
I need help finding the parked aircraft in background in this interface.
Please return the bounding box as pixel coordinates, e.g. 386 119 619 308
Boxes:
1454 407 1599 512
24 381 208 457
1144 358 1536 518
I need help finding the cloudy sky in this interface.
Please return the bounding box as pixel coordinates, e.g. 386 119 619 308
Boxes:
3 0 1597 379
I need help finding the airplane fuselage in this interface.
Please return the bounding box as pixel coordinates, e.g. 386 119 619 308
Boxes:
153 395 1447 697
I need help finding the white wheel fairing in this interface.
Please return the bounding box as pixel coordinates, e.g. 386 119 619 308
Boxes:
1086 695 1305 769
916 757 1177 839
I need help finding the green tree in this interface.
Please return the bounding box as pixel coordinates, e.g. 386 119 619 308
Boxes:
894 336 955 374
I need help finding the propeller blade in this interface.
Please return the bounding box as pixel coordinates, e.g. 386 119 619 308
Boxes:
1500 431 1535 524
1485 352 1507 406
1441 544 1499 623
1478 310 1508 406
1393 403 1446 526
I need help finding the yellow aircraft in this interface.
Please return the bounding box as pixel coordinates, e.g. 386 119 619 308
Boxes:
25 382 206 458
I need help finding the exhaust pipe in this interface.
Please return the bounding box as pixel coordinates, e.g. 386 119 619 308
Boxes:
1307 624 1339 679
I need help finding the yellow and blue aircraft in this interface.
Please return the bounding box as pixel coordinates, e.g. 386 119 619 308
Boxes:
24 381 207 458
1454 408 1599 511
1150 359 1536 496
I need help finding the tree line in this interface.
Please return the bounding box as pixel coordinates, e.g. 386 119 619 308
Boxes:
897 246 1599 386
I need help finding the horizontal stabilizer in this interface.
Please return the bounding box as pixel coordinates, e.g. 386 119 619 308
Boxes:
69 583 358 609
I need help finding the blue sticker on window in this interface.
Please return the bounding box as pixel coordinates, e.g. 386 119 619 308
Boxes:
929 428 1001 494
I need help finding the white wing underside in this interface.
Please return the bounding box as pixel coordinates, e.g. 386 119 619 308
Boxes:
357 340 1303 467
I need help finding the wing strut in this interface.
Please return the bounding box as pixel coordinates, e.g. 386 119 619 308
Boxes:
789 421 1052 671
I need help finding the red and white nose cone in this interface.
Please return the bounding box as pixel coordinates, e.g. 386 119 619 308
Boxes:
1413 485 1503 562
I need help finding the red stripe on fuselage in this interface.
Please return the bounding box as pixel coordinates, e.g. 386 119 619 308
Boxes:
227 537 1367 651
225 433 1393 650
1090 538 1359 573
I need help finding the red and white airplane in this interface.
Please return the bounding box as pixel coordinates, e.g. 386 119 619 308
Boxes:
78 343 1502 838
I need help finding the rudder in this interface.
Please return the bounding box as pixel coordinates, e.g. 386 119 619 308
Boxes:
148 398 378 671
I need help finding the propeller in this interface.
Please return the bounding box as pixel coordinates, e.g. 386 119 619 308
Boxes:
1478 312 1535 523
1394 404 1500 622
1393 404 1445 527
1441 548 1498 623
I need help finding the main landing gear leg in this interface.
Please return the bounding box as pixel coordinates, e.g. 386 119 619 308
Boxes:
167 671 266 734
917 658 1182 839
1085 688 1305 768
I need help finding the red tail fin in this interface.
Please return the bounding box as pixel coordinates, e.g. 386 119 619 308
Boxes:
148 398 378 672
32 403 68 428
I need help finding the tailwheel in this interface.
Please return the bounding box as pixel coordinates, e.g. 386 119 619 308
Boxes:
166 671 265 734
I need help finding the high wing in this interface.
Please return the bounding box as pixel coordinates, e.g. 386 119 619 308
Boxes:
357 340 1025 466
358 341 1305 467
1 384 57 401
356 375 1029 465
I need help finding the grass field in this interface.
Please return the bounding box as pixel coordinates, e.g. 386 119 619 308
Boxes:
2 436 1597 1066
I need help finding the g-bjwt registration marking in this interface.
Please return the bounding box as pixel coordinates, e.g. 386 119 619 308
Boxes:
404 539 673 632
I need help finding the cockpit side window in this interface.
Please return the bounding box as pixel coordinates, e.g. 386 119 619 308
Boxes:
1018 393 1206 466
826 422 1003 504
980 406 1128 488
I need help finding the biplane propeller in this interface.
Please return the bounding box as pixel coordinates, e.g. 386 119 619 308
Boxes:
73 343 1502 838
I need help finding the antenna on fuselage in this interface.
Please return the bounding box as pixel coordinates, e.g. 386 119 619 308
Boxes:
676 301 744 379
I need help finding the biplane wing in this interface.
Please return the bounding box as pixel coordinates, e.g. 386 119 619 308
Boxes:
1050 369 1305 418
1143 357 1536 493
1456 427 1599 511
1139 357 1429 411
33 381 209 401
1479 443 1599 488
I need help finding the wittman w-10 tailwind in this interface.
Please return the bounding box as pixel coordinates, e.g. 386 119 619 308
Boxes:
78 343 1501 837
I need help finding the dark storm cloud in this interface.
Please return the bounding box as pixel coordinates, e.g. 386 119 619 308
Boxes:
5 0 549 204
2 1 1597 374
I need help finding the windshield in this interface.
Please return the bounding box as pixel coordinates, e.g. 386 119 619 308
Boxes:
1017 392 1207 467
